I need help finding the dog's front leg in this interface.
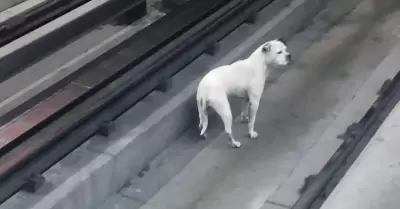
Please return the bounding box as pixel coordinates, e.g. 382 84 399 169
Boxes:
248 95 260 139
240 98 250 123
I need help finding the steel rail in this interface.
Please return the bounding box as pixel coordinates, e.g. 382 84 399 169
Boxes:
0 0 92 47
0 0 146 82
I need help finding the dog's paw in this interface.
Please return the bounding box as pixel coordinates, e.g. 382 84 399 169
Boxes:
200 133 208 140
240 115 249 123
249 131 258 139
231 141 242 148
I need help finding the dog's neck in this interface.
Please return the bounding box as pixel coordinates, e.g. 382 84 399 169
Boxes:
248 49 269 78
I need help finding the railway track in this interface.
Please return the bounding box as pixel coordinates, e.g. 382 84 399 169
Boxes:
0 0 146 82
0 0 92 47
0 0 281 204
294 69 400 209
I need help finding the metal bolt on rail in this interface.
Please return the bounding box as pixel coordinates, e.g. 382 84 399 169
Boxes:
244 13 258 24
156 79 173 92
205 42 220 56
96 120 115 137
22 173 45 193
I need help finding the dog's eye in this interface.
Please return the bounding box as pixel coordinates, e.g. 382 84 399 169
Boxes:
277 51 282 54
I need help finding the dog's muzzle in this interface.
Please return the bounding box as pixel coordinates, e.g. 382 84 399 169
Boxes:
286 54 292 62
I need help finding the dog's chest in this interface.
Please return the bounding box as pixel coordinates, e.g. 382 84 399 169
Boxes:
227 86 247 97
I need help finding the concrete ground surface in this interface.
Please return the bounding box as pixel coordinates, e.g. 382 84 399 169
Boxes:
94 0 400 208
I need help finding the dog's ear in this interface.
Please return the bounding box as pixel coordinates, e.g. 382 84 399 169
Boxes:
261 43 271 53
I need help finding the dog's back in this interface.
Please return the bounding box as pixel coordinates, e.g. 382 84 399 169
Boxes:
198 60 254 97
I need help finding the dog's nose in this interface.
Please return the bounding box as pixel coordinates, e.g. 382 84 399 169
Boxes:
287 54 292 61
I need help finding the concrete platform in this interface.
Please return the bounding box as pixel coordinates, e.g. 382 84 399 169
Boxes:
320 102 400 209
3 0 400 208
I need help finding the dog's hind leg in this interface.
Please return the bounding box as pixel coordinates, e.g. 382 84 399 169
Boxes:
210 96 241 148
197 98 208 139
199 115 208 139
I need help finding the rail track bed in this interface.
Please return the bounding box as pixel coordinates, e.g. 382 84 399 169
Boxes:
1 0 400 208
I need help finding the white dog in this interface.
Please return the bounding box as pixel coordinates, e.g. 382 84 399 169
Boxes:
196 39 291 148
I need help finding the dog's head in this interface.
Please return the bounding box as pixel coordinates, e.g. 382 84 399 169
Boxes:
260 39 291 66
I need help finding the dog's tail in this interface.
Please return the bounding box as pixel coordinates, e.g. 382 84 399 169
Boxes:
196 91 208 137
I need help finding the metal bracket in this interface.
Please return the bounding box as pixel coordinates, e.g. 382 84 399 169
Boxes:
22 173 45 193
96 120 115 137
298 174 317 194
244 13 258 24
377 79 392 96
337 122 362 141
156 79 173 92
205 42 220 56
